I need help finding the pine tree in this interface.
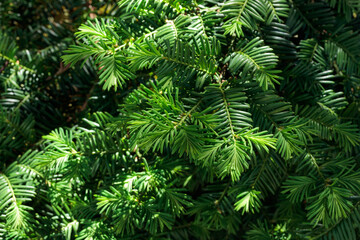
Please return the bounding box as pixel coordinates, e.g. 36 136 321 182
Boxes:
1 0 360 239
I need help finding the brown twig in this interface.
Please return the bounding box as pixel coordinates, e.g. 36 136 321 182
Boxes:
45 62 71 81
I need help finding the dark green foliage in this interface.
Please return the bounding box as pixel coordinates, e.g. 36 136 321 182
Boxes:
1 0 360 239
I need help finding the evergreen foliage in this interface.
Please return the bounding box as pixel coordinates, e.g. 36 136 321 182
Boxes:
1 0 360 239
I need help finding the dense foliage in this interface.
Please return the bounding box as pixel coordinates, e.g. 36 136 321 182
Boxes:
1 0 360 239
